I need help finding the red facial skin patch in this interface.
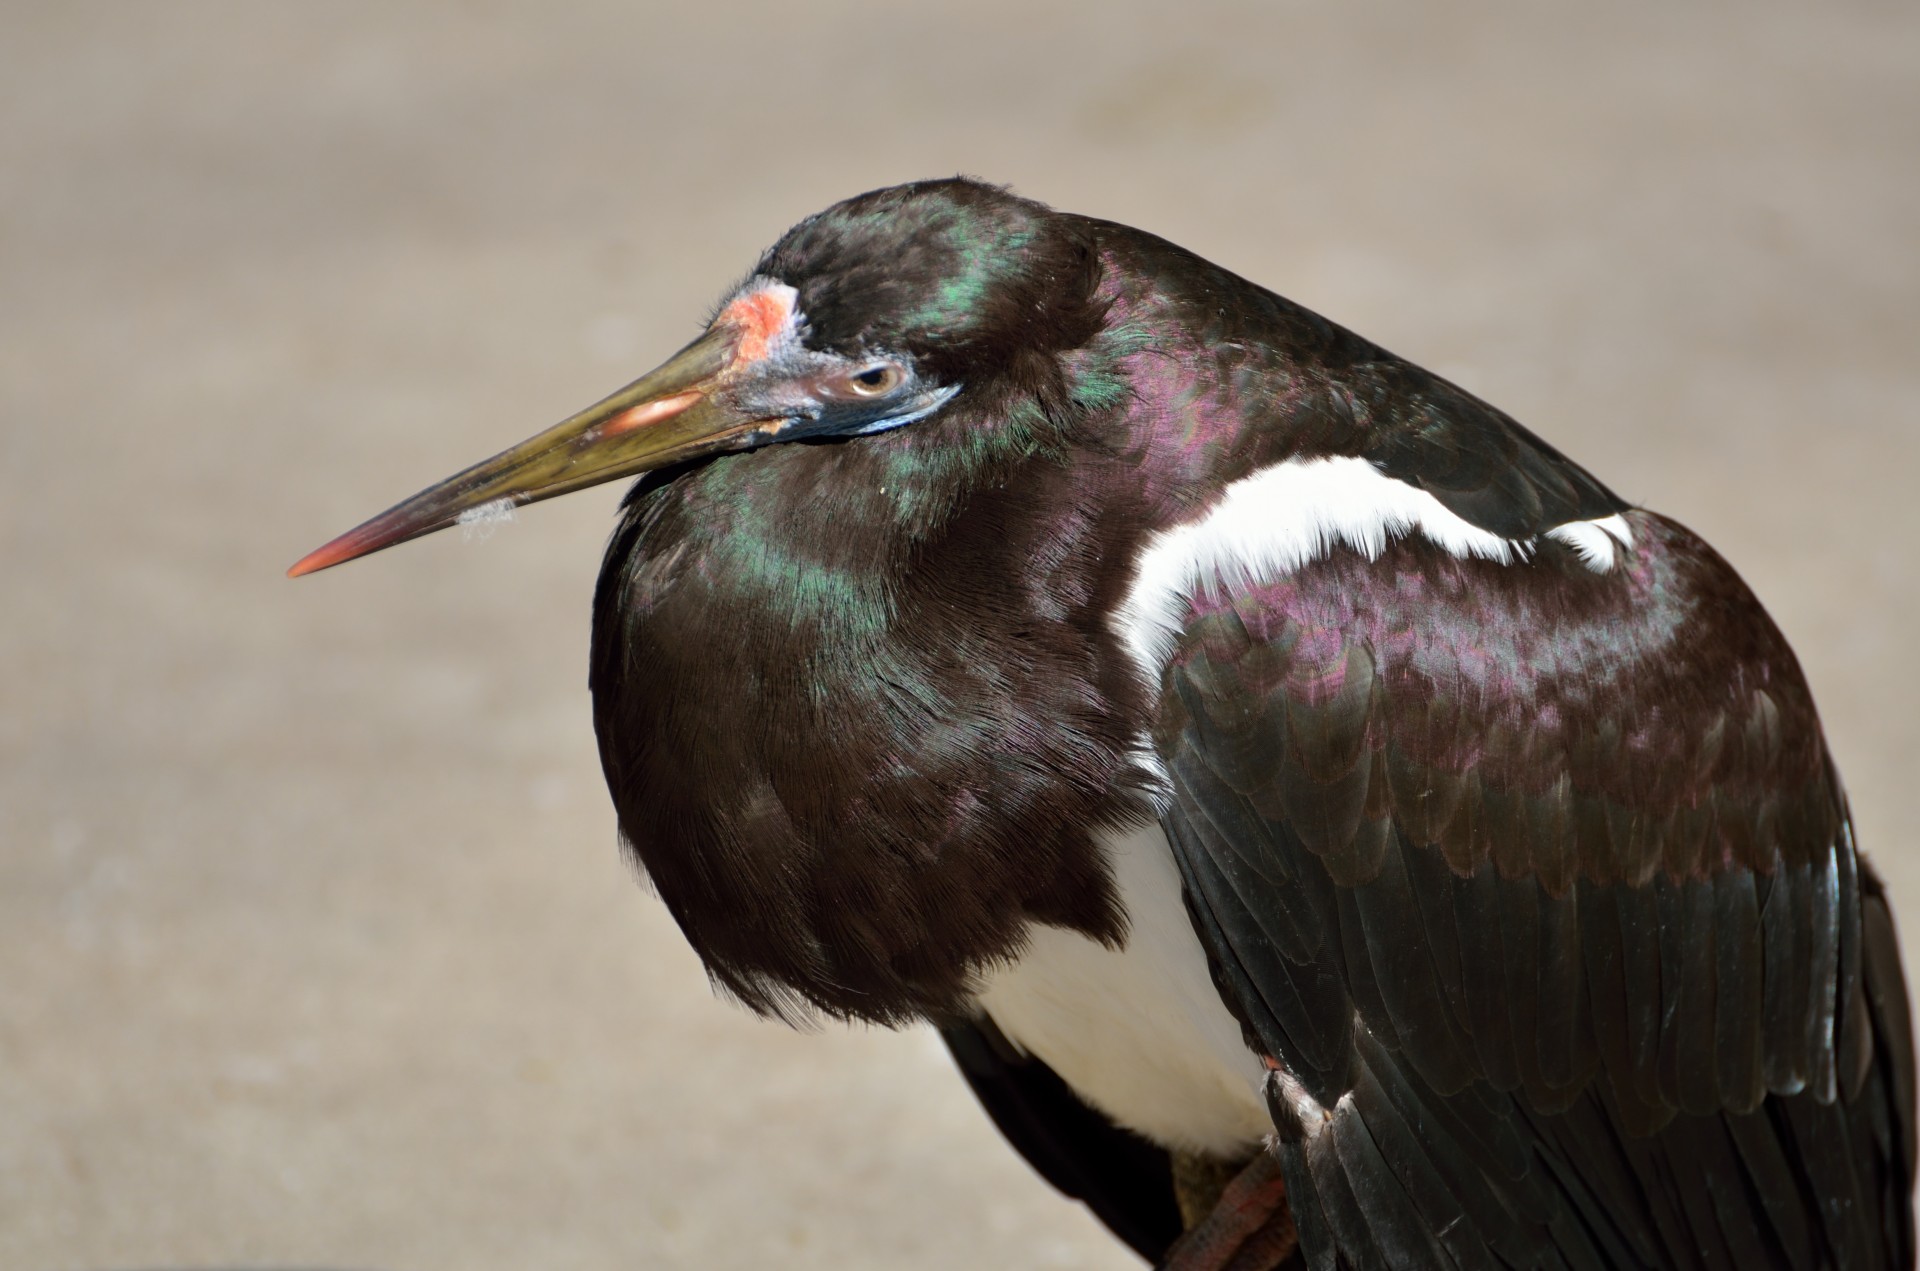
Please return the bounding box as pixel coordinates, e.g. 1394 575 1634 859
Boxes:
717 287 795 365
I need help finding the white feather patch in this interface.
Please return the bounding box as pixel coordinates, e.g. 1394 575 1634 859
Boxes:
1114 456 1516 678
1114 456 1633 683
972 820 1273 1155
1545 513 1634 572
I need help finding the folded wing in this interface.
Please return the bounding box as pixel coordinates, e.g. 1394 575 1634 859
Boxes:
1156 513 1916 1269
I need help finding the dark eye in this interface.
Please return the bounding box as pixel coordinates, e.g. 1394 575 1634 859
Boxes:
845 363 904 396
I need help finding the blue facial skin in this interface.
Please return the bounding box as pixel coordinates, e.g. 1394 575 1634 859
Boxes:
730 347 961 445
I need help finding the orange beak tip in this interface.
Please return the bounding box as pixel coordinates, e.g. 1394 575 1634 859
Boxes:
286 542 347 579
286 521 393 579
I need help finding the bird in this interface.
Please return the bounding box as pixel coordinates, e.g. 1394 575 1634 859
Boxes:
291 178 1917 1269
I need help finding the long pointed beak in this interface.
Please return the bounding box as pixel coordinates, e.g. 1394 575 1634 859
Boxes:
288 326 768 577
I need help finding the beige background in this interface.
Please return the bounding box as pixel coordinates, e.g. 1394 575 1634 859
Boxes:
4 4 1917 1268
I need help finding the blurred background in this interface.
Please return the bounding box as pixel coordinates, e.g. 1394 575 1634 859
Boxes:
4 3 1916 1268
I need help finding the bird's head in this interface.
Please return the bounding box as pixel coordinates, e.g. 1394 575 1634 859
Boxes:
288 179 1107 577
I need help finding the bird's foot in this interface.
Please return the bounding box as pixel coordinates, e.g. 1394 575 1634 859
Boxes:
1159 1147 1298 1271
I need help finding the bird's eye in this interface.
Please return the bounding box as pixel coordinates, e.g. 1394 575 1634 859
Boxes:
844 363 905 397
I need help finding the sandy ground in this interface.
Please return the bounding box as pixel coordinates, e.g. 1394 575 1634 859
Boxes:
3 3 1917 1268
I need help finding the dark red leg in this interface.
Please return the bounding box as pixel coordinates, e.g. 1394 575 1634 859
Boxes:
1159 1147 1298 1271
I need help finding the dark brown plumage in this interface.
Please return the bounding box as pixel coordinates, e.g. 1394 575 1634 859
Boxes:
294 179 1916 1269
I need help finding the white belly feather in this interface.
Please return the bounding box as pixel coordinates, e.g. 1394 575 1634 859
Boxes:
970 820 1272 1156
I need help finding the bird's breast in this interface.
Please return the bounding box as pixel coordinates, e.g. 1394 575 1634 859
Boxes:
970 818 1271 1156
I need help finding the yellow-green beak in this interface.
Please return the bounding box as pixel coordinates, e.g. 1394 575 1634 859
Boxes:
289 325 774 577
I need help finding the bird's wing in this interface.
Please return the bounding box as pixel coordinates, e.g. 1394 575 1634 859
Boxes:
1152 507 1916 1269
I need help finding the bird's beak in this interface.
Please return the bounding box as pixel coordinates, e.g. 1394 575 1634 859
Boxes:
288 325 766 577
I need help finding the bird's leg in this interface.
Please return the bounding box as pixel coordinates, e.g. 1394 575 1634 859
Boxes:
1172 1150 1247 1228
1159 1146 1299 1271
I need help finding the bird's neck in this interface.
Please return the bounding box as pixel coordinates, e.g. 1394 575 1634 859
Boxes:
588 378 1185 1023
